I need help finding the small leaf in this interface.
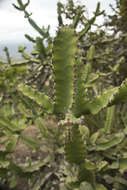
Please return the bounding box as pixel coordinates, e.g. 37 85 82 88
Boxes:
0 116 23 133
10 175 18 188
20 135 39 150
95 184 107 190
23 159 48 173
80 181 93 190
85 159 96 171
6 134 19 152
86 45 95 62
109 161 119 169
0 160 10 168
97 161 108 171
104 106 115 134
35 118 49 138
119 159 127 174
90 131 100 145
79 125 90 140
96 133 124 151
86 74 99 87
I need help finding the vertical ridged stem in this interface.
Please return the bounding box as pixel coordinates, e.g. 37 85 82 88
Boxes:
52 26 77 115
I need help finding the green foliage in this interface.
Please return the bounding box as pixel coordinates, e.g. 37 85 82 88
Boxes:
1 0 127 189
111 78 127 105
0 64 27 93
73 78 127 116
120 0 127 25
104 106 115 134
18 84 54 113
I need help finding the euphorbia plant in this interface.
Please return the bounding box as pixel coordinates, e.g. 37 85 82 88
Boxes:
16 1 127 189
1 0 127 189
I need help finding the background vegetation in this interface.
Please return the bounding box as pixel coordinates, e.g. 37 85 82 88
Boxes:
1 0 127 189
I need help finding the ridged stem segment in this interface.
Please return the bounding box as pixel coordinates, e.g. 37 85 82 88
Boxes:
72 57 88 117
53 26 77 115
